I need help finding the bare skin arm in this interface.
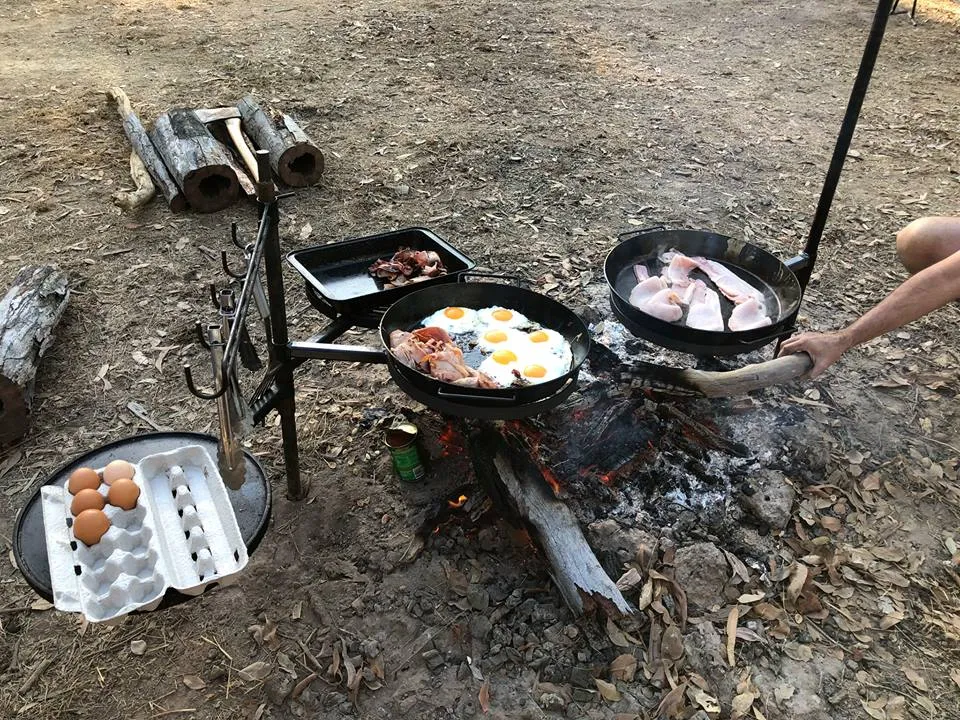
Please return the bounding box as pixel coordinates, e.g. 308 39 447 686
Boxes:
779 250 960 378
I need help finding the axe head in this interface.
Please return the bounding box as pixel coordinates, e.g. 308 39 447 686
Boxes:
194 106 240 123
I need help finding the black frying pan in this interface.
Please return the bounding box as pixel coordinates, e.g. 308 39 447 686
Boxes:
604 227 803 356
292 276 590 419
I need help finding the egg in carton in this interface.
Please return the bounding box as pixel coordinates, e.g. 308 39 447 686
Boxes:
41 445 249 624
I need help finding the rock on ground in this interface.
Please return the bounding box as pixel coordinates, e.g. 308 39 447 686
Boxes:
740 470 796 530
673 542 728 611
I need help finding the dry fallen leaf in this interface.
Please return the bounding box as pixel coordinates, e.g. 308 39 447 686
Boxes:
861 700 886 720
951 668 960 689
819 516 842 533
737 592 766 603
691 688 720 714
610 654 638 682
237 661 272 682
183 675 206 690
902 667 929 692
785 563 809 611
637 577 654 611
861 473 882 491
880 611 906 630
655 683 687 719
478 680 491 713
596 678 622 702
730 692 756 719
606 617 632 648
724 550 751 584
726 606 739 667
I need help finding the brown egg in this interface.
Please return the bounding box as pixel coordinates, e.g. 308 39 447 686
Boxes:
102 459 136 485
107 478 140 510
71 488 106 516
68 467 100 494
73 509 111 546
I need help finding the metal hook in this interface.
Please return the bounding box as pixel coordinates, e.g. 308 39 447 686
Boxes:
183 324 229 400
183 363 228 400
221 250 246 280
231 221 245 250
194 322 210 350
208 284 220 309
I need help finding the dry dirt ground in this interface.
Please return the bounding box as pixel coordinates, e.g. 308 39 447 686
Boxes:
1 1 960 719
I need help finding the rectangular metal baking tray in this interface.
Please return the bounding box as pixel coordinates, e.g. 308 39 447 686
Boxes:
287 227 475 315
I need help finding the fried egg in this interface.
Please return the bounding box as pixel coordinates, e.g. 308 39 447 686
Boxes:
525 328 566 354
478 349 522 387
475 327 528 354
476 306 530 329
519 351 572 385
421 306 479 334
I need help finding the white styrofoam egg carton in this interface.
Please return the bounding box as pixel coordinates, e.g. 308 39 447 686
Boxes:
41 444 249 624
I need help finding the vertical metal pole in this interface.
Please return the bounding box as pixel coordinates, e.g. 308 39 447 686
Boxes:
256 150 306 500
798 0 896 292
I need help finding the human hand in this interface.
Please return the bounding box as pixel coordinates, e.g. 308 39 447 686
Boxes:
777 331 851 379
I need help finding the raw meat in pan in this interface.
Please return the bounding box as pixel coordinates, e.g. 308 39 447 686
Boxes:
660 253 698 288
690 256 765 307
633 264 649 283
629 276 667 306
637 287 684 322
684 280 724 331
728 297 773 331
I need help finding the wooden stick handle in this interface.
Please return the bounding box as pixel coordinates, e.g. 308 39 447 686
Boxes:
679 353 813 398
225 118 259 181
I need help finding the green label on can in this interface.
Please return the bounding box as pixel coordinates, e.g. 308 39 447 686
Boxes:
391 444 425 482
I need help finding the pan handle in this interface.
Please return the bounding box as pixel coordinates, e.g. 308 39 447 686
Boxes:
289 341 388 364
436 387 518 403
618 224 666 240
458 271 527 287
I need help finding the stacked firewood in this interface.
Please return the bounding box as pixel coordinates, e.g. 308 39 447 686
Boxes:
107 89 325 213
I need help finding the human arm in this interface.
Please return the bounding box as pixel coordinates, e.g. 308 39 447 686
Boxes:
779 250 960 378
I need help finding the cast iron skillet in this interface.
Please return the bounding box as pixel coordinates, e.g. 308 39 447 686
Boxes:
300 276 590 419
604 227 803 356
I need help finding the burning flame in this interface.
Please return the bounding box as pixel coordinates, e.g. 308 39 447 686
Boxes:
447 494 468 509
439 422 463 457
541 467 562 497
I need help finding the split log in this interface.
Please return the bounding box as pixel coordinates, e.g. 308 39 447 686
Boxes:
105 87 186 212
237 96 324 187
632 353 814 398
469 426 633 617
112 150 156 211
677 353 813 397
149 109 240 213
0 266 69 447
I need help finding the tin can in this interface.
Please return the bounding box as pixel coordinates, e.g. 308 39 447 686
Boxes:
384 423 425 482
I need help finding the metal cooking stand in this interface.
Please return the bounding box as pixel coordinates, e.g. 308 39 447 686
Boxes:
187 0 897 501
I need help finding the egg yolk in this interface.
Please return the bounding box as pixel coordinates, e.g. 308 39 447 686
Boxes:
492 309 513 322
524 364 548 378
484 330 508 343
444 307 465 319
492 349 518 364
529 330 549 343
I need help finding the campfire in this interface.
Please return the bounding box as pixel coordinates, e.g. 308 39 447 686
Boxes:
404 317 808 620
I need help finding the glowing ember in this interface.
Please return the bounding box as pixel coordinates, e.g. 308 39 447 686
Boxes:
600 473 613 486
448 494 469 509
439 421 464 457
541 467 563 497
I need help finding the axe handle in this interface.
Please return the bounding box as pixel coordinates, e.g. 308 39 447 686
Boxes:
225 118 260 182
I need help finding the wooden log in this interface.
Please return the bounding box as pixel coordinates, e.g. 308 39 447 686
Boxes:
237 96 324 187
631 353 813 399
678 353 813 398
112 150 156 211
0 266 69 447
105 87 187 212
469 427 633 617
148 109 240 213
